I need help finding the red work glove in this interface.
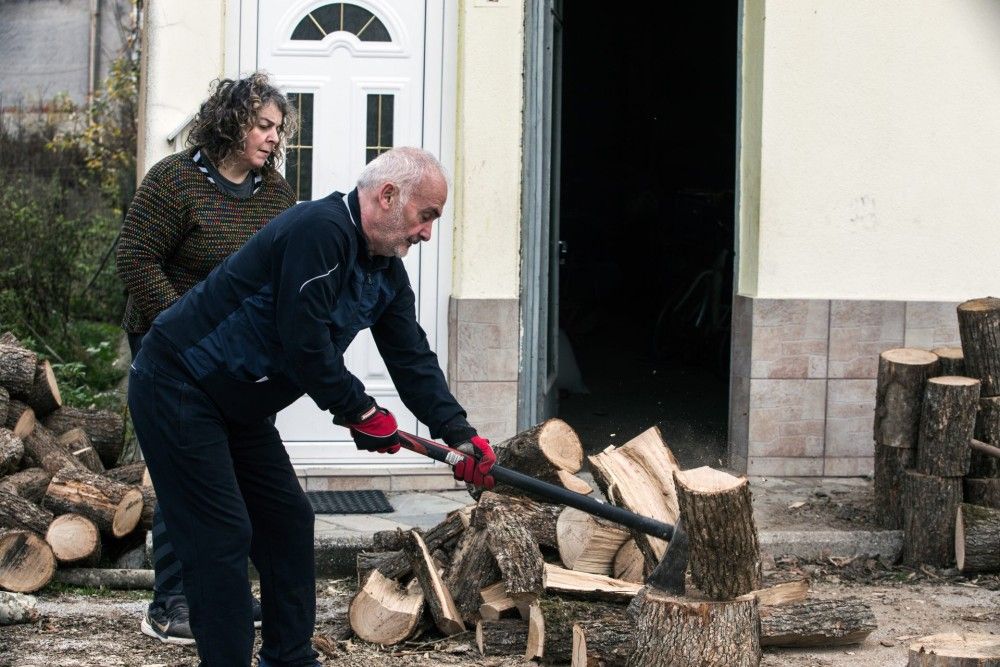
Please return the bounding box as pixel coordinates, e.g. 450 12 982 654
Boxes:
453 435 496 489
344 402 401 454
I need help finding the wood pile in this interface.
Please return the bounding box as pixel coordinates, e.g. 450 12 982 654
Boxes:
344 421 876 665
0 333 143 594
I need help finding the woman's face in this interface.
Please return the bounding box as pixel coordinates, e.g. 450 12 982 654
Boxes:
235 101 283 172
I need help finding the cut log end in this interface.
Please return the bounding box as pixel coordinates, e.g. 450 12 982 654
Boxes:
0 529 56 593
112 488 144 538
908 632 1000 665
959 297 1000 313
881 348 940 366
348 570 424 645
45 514 100 564
538 418 584 472
555 470 593 495
674 466 745 493
928 375 981 388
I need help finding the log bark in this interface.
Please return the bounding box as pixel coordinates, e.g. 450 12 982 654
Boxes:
0 387 8 427
58 428 105 474
45 513 101 565
543 563 641 602
612 539 645 583
527 597 621 664
104 461 150 486
371 508 469 581
557 507 631 576
0 489 53 535
0 332 20 346
759 597 876 647
674 466 761 599
43 466 143 537
964 478 1000 509
53 568 154 590
139 486 156 530
587 426 680 571
479 581 520 620
480 495 545 605
371 529 408 551
572 615 633 667
22 423 85 475
476 619 529 657
25 361 60 418
445 526 501 622
0 344 37 396
956 503 1000 574
0 428 23 476
958 297 1000 397
356 550 396 586
972 397 1000 477
5 401 34 439
471 491 561 550
874 348 940 448
0 528 56 593
908 632 1000 666
490 419 586 500
349 570 424 645
932 347 966 377
0 468 51 503
916 376 979 477
626 587 761 667
902 470 963 566
43 406 125 469
402 530 465 635
875 444 915 529
0 590 39 625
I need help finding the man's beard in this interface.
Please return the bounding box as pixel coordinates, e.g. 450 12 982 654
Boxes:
384 202 411 257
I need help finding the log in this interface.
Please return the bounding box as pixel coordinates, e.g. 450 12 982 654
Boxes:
372 529 408 551
874 348 940 448
476 619 529 657
479 581 520 620
956 503 1000 574
356 550 395 586
46 513 101 565
932 347 966 377
972 397 1000 477
5 401 34 439
759 596 876 647
445 526 501 622
43 406 125 469
0 590 39 625
543 563 641 602
471 491 561 550
874 443 915 529
0 344 37 396
349 570 424 645
674 466 761 599
139 485 155 530
0 489 53 535
402 529 465 635
493 418 583 477
104 461 150 486
908 632 1000 666
0 468 51 503
557 507 631 575
527 597 622 664
481 496 545 605
53 568 154 590
25 361 60 418
964 478 1000 509
612 539 645 582
371 508 469 581
902 470 963 566
0 428 24 475
916 376 979 477
626 587 761 667
572 615 633 667
58 428 105 474
0 528 56 593
0 387 8 426
751 579 810 606
22 423 85 475
958 297 1000 397
587 426 680 571
43 466 143 537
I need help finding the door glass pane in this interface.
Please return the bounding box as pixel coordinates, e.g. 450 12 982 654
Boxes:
286 92 314 201
291 4 392 42
365 94 394 163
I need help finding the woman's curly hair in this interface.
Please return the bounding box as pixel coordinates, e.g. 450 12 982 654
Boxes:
186 72 298 177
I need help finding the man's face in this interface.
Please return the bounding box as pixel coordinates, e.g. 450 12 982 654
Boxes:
373 173 447 258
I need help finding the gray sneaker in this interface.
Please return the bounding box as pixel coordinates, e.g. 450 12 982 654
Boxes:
140 595 196 645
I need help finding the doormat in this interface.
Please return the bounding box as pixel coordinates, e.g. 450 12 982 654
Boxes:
305 490 394 514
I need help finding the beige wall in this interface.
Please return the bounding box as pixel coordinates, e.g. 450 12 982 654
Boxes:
739 0 1000 301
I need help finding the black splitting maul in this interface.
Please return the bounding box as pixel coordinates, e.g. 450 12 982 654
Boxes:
396 430 689 594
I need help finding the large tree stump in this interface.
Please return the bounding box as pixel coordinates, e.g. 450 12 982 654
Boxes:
760 597 876 647
22 423 85 475
557 507 631 576
964 478 1000 509
908 632 1000 666
0 468 51 503
874 348 940 448
956 503 1000 574
526 597 621 664
476 619 529 657
916 376 979 476
902 471 962 566
25 361 60 418
571 615 633 667
543 563 641 602
0 344 38 396
5 401 34 439
958 297 1000 397
874 443 915 528
626 587 761 667
674 466 761 599
0 528 56 593
491 419 588 500
612 539 645 582
972 397 1000 477
471 492 561 550
43 467 143 537
445 526 501 622
58 428 105 474
0 489 53 535
587 427 680 570
932 347 966 377
45 513 101 565
348 571 424 645
0 428 23 476
403 530 465 635
43 406 125 469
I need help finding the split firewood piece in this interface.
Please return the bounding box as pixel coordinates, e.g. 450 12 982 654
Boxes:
45 513 101 565
902 470 962 566
0 428 24 476
0 344 38 397
612 539 645 582
22 423 85 475
674 466 761 599
956 503 1000 574
543 563 641 602
43 406 125 469
5 401 35 439
964 478 1000 509
104 461 151 486
931 347 965 377
0 489 53 535
471 491 562 550
571 614 633 667
972 397 1000 477
403 529 465 635
874 348 940 448
588 426 680 571
626 587 761 667
349 570 425 645
480 496 545 607
476 618 530 657
908 632 1000 666
25 361 61 418
874 443 915 529
479 581 520 620
372 508 470 581
0 387 8 426
0 468 51 503
43 466 143 537
58 428 105 474
0 590 39 625
759 596 876 647
0 528 56 593
916 376 979 476
750 579 809 606
445 526 501 622
557 507 632 576
958 297 1000 397
526 596 622 664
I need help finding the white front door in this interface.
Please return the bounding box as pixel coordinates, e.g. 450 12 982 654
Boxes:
244 0 450 466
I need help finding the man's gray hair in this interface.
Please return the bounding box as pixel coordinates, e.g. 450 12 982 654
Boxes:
356 147 447 202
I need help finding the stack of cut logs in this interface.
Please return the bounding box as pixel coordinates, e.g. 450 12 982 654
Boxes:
874 297 1000 573
0 331 152 597
347 418 876 666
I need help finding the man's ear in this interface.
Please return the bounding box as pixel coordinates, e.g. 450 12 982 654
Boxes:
378 183 396 211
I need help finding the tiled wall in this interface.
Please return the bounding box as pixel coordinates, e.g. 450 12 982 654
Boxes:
729 298 961 477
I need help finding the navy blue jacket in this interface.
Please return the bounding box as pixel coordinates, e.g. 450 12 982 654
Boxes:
141 189 467 435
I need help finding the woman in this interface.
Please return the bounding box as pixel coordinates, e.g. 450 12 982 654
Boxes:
116 72 297 646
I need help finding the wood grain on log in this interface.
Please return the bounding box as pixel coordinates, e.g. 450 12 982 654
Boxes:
445 526 501 622
931 347 966 377
43 406 125 469
22 423 84 475
527 596 621 665
476 619 529 657
750 579 809 606
956 503 1000 574
5 401 34 439
612 539 645 583
25 361 60 418
479 495 544 605
0 489 53 535
58 429 105 474
875 444 915 529
557 507 631 576
45 513 101 565
0 428 23 476
490 418 584 500
972 397 1000 477
348 570 424 645
104 461 150 486
479 581 520 620
543 563 641 602
403 530 465 635
964 478 1000 509
902 471 962 567
0 344 38 396
43 467 143 537
760 596 876 647
874 348 940 448
908 632 1000 666
571 615 633 667
0 528 56 593
958 297 1000 396
0 468 51 503
916 376 979 477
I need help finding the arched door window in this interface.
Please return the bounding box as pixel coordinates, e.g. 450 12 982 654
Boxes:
291 3 391 42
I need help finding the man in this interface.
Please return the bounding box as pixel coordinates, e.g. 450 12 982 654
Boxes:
128 146 496 666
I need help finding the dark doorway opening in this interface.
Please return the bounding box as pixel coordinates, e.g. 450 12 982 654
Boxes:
556 3 738 468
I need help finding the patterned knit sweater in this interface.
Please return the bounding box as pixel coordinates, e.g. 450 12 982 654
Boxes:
116 149 296 333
